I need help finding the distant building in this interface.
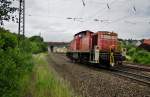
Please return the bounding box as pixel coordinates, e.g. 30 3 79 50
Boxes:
143 39 150 45
124 39 142 47
139 39 150 52
135 41 142 46
47 42 69 53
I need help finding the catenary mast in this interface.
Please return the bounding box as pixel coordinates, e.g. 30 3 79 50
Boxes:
18 0 25 38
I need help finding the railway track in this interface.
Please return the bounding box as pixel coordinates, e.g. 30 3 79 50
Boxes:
110 68 150 86
52 54 150 86
121 64 150 72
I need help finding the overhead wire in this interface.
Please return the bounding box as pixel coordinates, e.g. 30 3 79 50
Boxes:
106 0 137 24
81 0 86 6
107 3 110 9
72 0 117 31
27 14 66 19
68 0 133 31
29 0 149 25
88 0 146 25
32 0 135 24
132 0 136 13
29 0 149 32
107 0 110 9
85 0 119 21
26 0 149 39
65 0 88 32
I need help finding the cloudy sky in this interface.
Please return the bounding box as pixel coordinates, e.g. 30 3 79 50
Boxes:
3 0 150 42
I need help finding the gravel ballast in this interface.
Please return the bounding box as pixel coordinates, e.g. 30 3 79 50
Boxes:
47 53 150 97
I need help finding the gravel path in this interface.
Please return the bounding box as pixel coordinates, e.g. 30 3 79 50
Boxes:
47 53 150 97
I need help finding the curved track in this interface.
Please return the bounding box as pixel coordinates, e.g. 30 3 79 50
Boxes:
121 64 150 72
110 68 150 86
54 53 150 86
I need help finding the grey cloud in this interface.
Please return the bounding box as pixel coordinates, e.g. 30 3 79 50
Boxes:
3 0 150 42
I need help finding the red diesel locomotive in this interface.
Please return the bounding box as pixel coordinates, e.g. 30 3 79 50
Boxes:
67 30 124 67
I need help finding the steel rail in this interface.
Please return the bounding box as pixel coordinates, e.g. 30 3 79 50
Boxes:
111 69 150 86
52 54 150 86
122 64 150 72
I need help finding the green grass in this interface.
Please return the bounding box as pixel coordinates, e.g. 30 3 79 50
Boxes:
26 53 74 97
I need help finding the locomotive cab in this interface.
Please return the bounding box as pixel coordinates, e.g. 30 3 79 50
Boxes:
91 31 123 67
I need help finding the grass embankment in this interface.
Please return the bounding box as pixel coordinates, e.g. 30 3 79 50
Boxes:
26 53 74 97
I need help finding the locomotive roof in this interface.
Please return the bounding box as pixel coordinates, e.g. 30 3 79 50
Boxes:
74 30 118 36
96 31 118 36
74 30 94 36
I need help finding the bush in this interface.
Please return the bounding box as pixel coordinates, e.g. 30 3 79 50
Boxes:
0 27 47 97
0 28 17 50
125 43 150 65
29 36 47 54
132 50 150 64
0 48 33 97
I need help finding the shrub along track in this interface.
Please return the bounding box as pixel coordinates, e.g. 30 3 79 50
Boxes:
47 53 150 97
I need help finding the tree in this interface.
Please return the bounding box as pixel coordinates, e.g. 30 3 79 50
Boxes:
0 0 17 25
29 36 44 42
0 27 17 49
29 36 47 53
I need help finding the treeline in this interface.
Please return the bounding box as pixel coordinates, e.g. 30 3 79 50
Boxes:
125 44 150 65
0 27 47 97
120 40 150 65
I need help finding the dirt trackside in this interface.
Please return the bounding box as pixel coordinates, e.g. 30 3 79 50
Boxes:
47 53 150 97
